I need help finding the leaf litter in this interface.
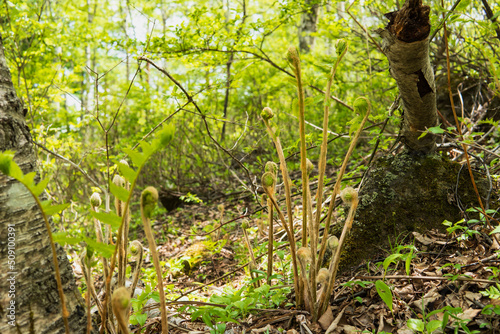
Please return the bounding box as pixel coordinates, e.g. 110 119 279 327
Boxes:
78 198 500 333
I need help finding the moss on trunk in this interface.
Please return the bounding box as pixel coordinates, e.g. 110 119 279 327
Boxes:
333 152 495 271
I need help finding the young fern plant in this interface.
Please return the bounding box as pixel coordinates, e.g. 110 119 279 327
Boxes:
261 42 371 323
264 161 277 286
141 186 169 334
261 108 300 306
112 287 131 334
92 124 175 334
128 240 144 298
0 151 71 334
113 165 131 289
241 219 261 288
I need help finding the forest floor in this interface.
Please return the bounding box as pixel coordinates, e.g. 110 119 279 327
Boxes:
76 194 500 334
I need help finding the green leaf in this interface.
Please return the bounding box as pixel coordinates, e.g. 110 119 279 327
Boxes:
90 211 122 230
456 0 471 12
490 225 500 235
150 291 160 302
52 231 81 245
405 248 413 276
428 126 445 134
139 141 154 156
426 320 443 333
134 313 148 326
123 148 147 167
110 181 130 202
407 318 425 332
83 237 115 258
0 150 15 176
202 313 214 328
442 311 450 331
419 126 445 139
43 203 70 216
117 161 137 183
22 172 37 188
0 150 25 180
32 177 49 197
157 123 175 148
383 253 403 274
9 160 23 180
375 280 393 312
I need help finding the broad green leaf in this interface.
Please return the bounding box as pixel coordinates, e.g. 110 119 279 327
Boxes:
22 172 37 188
383 253 403 273
134 313 148 326
83 237 115 258
233 300 246 311
419 126 445 139
139 141 154 156
490 225 500 235
456 0 471 12
52 232 81 245
117 162 137 182
32 177 50 197
0 151 15 176
9 160 23 180
375 280 393 312
123 148 147 167
156 124 175 148
110 182 130 202
202 313 214 327
43 203 70 216
407 318 425 332
0 151 23 180
90 211 122 230
428 126 445 134
426 320 443 333
150 291 160 302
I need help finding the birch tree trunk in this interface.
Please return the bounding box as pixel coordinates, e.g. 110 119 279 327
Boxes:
377 0 438 153
330 0 494 272
298 0 320 54
0 36 87 333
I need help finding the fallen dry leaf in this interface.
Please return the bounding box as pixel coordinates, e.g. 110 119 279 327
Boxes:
318 305 334 330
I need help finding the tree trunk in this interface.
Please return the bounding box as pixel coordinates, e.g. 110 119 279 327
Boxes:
377 0 437 153
331 0 495 271
0 36 88 333
298 0 320 54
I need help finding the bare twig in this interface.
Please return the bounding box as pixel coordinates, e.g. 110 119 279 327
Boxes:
357 274 500 285
138 56 258 198
34 141 106 195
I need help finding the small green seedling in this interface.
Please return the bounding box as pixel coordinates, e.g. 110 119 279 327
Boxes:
375 280 393 313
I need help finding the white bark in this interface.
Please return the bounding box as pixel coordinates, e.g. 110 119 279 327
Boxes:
0 37 88 333
299 0 320 53
377 0 437 153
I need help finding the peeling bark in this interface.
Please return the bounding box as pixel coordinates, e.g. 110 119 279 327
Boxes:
377 0 438 153
0 37 88 333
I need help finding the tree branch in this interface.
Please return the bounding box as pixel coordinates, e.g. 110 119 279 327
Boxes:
138 56 258 198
